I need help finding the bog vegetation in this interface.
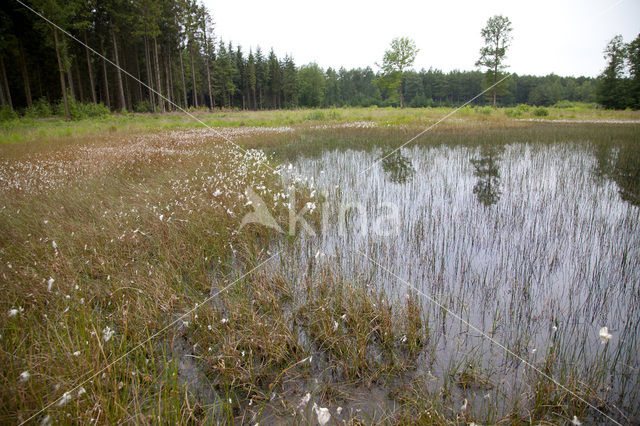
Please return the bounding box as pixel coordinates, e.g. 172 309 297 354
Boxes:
1 1 640 425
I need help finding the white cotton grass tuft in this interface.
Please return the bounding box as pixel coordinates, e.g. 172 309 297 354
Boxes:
19 371 30 382
460 398 468 412
296 392 311 410
312 402 331 426
8 307 23 317
102 326 115 342
47 277 54 291
56 391 73 406
599 326 612 344
571 415 582 425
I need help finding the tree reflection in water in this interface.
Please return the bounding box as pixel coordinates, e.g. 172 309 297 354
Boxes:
470 146 502 206
381 150 415 184
594 144 640 207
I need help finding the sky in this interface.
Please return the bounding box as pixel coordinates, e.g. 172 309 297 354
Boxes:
203 0 640 78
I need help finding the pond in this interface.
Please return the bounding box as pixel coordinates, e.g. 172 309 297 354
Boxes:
274 138 640 421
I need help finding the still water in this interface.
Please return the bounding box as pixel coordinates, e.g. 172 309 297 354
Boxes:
275 141 640 420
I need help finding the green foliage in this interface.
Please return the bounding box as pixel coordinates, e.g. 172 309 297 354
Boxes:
134 100 153 113
475 105 494 115
596 34 635 109
504 104 531 117
476 15 513 106
24 98 53 118
533 107 549 116
627 33 640 109
298 63 326 107
54 98 111 120
0 106 19 122
379 37 419 107
305 109 342 121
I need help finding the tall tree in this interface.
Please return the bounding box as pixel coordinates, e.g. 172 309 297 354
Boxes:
627 33 640 109
378 37 418 108
254 47 266 109
267 49 281 108
199 4 215 110
247 50 257 109
596 35 627 109
476 15 512 107
281 55 298 108
299 63 326 107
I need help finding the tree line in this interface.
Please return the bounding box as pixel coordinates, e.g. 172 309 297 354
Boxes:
0 2 635 120
596 34 640 109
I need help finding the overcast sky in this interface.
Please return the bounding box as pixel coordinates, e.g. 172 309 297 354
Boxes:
203 0 639 78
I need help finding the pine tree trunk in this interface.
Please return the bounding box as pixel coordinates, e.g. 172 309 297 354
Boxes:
165 48 174 111
153 37 164 113
84 31 97 103
135 55 143 105
19 42 32 107
493 64 497 108
111 29 126 110
101 42 111 110
0 55 8 108
53 28 70 120
122 51 131 110
202 34 214 110
179 50 188 108
75 60 84 102
36 64 44 100
0 74 6 107
143 36 156 113
252 88 256 110
190 47 198 109
205 60 213 110
67 68 75 100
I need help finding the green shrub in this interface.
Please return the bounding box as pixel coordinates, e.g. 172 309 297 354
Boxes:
457 105 473 115
24 98 52 118
533 107 549 117
326 109 342 120
554 100 574 109
475 106 494 115
504 104 532 118
306 110 325 121
0 106 18 122
504 107 522 118
134 100 153 113
55 97 111 120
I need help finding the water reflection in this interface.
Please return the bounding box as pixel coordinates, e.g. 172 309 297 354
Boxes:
381 150 415 183
277 143 640 421
470 146 502 206
594 144 640 207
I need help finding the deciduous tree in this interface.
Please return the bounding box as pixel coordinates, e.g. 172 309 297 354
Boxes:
476 15 512 107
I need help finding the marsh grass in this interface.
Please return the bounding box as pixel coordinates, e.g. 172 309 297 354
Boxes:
0 111 638 424
2 105 639 146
